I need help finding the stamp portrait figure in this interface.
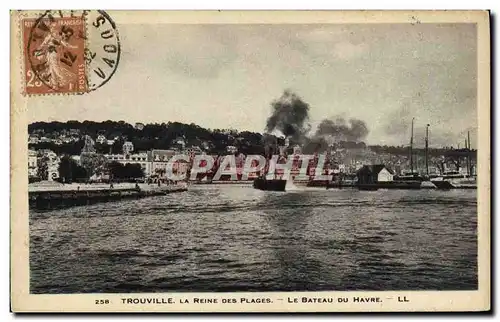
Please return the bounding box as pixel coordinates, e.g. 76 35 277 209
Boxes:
32 20 79 89
23 15 87 94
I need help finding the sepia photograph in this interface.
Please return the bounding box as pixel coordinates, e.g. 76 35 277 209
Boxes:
10 10 490 312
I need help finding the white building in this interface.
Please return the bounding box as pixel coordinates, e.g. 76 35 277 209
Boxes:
185 146 203 155
377 167 394 182
226 145 238 154
103 149 193 180
201 141 211 150
28 149 38 178
28 136 39 144
70 155 81 165
105 153 151 177
96 135 106 144
148 149 177 177
174 138 186 149
135 122 145 130
122 141 134 154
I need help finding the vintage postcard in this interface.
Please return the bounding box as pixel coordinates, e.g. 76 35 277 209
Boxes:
10 10 490 312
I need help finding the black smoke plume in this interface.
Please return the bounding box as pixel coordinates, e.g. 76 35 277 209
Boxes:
302 117 369 153
264 90 369 154
265 90 310 142
315 117 369 142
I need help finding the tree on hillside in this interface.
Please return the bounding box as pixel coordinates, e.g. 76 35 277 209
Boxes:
124 164 144 179
80 153 108 179
28 120 460 162
36 155 49 180
107 161 124 180
58 156 88 183
29 141 85 156
58 156 74 183
108 162 144 180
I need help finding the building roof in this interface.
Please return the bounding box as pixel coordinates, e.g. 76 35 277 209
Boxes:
38 149 56 154
148 149 177 161
357 164 394 175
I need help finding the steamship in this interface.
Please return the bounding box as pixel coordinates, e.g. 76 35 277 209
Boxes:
253 175 287 191
253 148 287 192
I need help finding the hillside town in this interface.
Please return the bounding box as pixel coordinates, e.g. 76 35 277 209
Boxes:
27 121 477 184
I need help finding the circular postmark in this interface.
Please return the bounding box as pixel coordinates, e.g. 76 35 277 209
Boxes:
26 10 120 94
83 10 121 92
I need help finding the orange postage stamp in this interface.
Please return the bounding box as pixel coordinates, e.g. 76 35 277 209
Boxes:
22 14 87 95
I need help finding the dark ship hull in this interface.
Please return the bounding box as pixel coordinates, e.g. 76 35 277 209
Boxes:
431 180 455 190
431 177 477 190
377 181 422 189
253 177 287 191
356 181 422 191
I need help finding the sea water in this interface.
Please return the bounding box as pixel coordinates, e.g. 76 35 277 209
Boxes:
29 185 478 293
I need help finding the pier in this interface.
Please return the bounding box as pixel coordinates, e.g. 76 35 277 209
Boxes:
28 182 187 210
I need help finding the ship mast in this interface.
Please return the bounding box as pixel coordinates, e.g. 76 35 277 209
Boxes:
425 124 429 176
467 131 471 177
464 139 468 175
409 117 414 173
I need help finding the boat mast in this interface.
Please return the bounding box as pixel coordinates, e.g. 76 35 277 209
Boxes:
410 117 414 173
425 124 429 176
467 131 471 177
465 139 468 175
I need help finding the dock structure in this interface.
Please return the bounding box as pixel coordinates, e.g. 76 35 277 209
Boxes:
28 183 187 210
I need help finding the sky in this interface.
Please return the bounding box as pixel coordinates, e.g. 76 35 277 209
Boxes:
28 23 478 148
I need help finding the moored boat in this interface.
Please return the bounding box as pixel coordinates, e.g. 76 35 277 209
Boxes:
355 180 422 190
394 171 425 182
431 175 477 190
379 181 422 189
